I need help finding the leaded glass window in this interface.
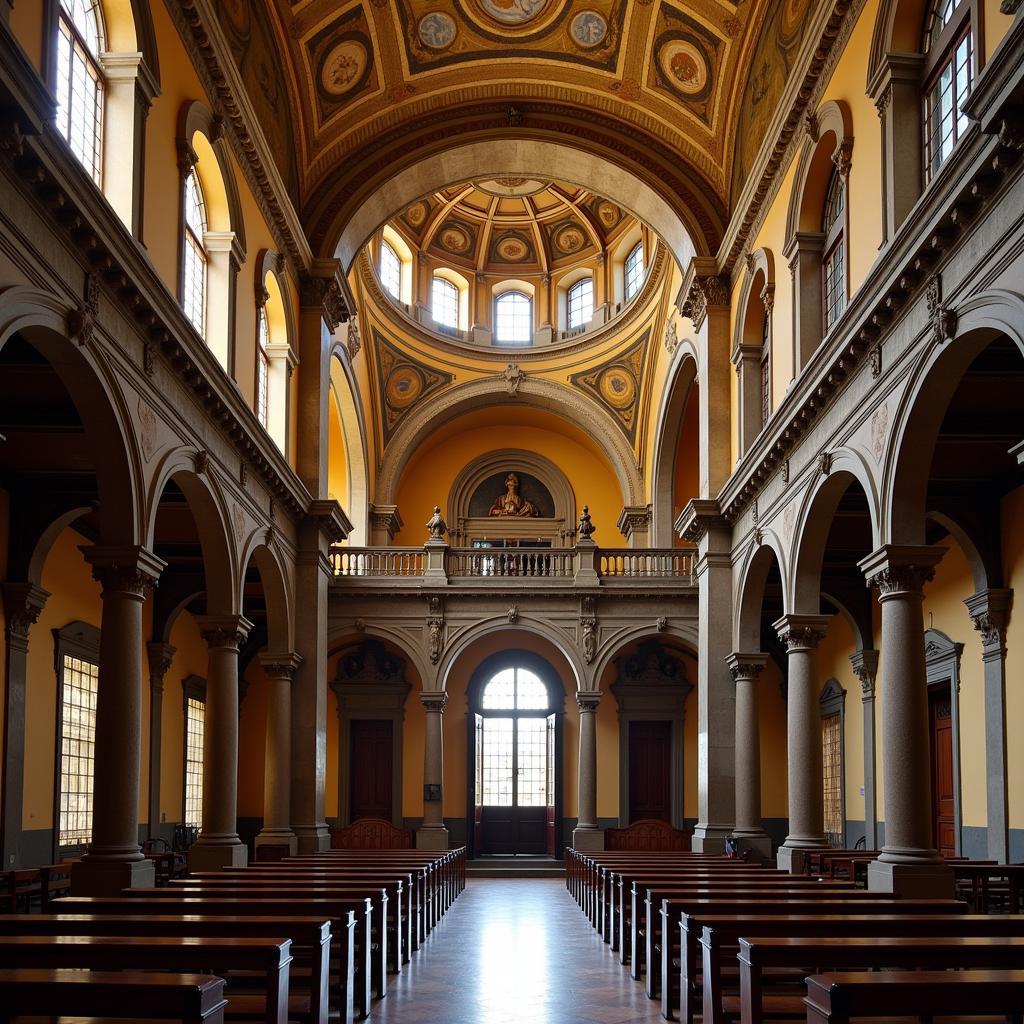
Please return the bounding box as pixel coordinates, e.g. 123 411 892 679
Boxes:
184 696 205 831
432 276 459 328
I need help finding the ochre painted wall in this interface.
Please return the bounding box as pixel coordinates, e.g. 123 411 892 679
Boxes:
1001 486 1024 831
759 657 789 819
238 661 269 819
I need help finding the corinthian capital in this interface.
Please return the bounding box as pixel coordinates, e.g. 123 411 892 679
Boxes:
1 582 50 640
773 614 831 652
725 651 768 682
859 545 946 600
82 546 166 597
259 651 303 680
420 691 448 714
196 614 253 651
964 588 1013 653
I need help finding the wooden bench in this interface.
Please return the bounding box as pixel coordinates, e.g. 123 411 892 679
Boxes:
737 935 1024 1024
0 968 227 1024
2 868 41 912
330 817 414 849
804 969 1024 1024
0 935 292 1024
0 913 338 1024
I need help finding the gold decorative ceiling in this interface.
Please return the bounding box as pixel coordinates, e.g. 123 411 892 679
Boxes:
215 0 816 255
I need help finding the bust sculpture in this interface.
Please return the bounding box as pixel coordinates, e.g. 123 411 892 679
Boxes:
489 472 540 518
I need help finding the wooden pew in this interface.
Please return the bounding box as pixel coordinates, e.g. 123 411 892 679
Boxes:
737 935 1024 1024
0 935 292 1024
804 969 1024 1024
52 894 373 1021
0 913 338 1024
0 968 227 1024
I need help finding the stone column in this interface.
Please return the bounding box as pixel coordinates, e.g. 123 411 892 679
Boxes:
727 653 771 858
849 649 880 851
679 500 735 852
73 547 165 895
859 545 953 896
773 614 831 873
145 642 176 843
1 582 50 867
255 652 302 859
964 588 1012 863
189 615 252 870
573 691 604 851
417 692 449 850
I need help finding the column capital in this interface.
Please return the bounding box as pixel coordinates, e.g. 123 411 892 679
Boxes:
725 651 768 681
82 546 166 596
1 582 50 640
675 498 728 543
420 691 448 713
615 504 652 542
146 641 176 690
369 503 404 542
964 588 1013 654
849 648 880 699
259 651 303 680
859 545 946 599
772 614 831 652
576 689 602 712
196 615 253 651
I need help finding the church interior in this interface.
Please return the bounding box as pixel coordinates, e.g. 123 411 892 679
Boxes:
1 0 1023 1018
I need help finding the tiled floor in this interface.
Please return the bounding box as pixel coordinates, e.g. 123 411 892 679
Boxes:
375 877 663 1024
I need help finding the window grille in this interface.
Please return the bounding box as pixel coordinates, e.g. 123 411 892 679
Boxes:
495 291 532 345
567 277 594 330
380 240 402 299
432 276 459 328
55 0 104 185
184 696 205 831
182 170 208 337
625 243 645 301
58 654 98 849
822 170 846 332
257 305 270 429
822 712 843 839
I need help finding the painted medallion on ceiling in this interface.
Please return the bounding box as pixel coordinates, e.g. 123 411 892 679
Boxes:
490 231 536 264
373 330 454 444
476 0 550 25
305 5 378 123
569 329 650 444
649 4 724 126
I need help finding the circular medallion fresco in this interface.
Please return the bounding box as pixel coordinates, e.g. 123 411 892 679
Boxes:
596 201 620 230
598 367 636 410
418 12 457 50
554 224 586 255
476 177 550 197
438 225 471 253
320 39 368 97
495 234 530 261
386 366 424 410
405 201 429 228
475 0 550 25
658 38 709 96
571 10 608 48
777 0 811 48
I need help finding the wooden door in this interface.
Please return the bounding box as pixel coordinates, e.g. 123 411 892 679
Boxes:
628 720 672 823
349 719 393 822
929 688 956 857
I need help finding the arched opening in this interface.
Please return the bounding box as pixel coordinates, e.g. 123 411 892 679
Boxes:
466 651 565 859
651 353 700 547
328 354 370 545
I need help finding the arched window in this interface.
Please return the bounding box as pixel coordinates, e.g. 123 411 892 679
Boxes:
432 275 459 329
495 290 532 345
256 303 270 430
624 242 645 301
380 240 402 300
760 308 771 429
922 0 973 185
821 169 846 333
567 277 594 331
182 168 208 338
55 0 105 185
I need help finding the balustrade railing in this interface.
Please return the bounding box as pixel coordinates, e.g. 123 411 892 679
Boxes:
597 548 693 579
331 547 425 577
446 547 575 578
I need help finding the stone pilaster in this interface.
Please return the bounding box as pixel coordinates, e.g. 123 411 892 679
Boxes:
73 547 165 895
616 505 652 548
417 692 449 850
256 652 302 858
964 588 1012 863
773 614 831 873
573 691 604 851
732 343 765 457
849 649 879 851
189 615 252 870
145 641 176 842
860 545 953 896
727 653 771 858
369 504 404 546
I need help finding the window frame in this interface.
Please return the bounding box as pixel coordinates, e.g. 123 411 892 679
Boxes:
922 11 974 186
256 301 270 430
624 242 645 302
759 307 771 430
431 275 460 330
379 239 403 300
182 675 207 835
52 620 101 861
821 167 846 335
181 166 209 339
567 276 595 332
819 678 847 848
494 289 533 346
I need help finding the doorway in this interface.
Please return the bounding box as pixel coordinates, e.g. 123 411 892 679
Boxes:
350 719 394 822
467 653 564 858
929 686 956 857
628 721 672 822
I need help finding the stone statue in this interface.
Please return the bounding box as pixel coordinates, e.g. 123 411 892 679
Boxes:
426 505 447 540
489 472 540 518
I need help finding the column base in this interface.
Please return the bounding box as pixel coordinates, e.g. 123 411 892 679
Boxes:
188 840 248 871
72 856 155 896
691 823 733 853
867 856 954 897
730 831 773 860
776 840 827 874
293 823 331 853
255 830 298 861
572 826 605 852
416 825 449 851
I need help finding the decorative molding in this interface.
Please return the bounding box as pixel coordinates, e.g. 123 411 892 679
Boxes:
259 651 303 680
146 641 177 690
679 267 730 331
426 594 445 665
964 588 1013 653
1 582 50 640
580 594 598 664
925 273 957 345
196 614 253 651
420 691 448 714
725 651 768 682
369 503 404 542
676 498 727 543
859 545 946 599
773 614 831 652
848 648 879 699
616 504 652 541
300 273 350 331
83 546 165 596
67 271 100 347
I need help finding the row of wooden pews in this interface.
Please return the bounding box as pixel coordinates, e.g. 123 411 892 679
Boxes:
567 842 1024 1024
0 843 465 1024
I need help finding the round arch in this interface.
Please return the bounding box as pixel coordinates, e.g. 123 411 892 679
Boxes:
465 649 568 712
239 537 294 655
328 353 370 545
650 352 699 546
327 625 432 688
734 535 789 652
733 248 776 354
376 376 643 509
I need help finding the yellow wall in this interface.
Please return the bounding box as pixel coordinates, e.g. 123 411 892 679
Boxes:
759 658 790 819
1001 486 1024 830
238 661 269 819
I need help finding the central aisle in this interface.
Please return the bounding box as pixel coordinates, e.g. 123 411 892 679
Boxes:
375 877 663 1024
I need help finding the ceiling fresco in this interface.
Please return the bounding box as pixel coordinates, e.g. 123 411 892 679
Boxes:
209 0 815 249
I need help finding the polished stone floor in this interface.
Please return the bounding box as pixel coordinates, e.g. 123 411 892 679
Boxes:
374 877 663 1024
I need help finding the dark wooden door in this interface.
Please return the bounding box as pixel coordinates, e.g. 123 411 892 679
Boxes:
929 688 956 857
628 720 672 823
349 719 393 822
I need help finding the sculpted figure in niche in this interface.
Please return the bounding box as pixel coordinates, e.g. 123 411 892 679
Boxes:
489 472 540 518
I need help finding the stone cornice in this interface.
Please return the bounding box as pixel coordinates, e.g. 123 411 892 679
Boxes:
308 499 354 544
675 499 729 543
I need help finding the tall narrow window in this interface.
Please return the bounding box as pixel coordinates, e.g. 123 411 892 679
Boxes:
923 0 973 184
184 691 205 832
380 240 402 300
759 309 771 428
55 0 105 185
625 242 645 301
822 712 842 841
182 169 208 338
822 169 846 333
567 277 594 331
432 276 459 329
257 304 270 429
58 652 99 850
495 290 532 345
